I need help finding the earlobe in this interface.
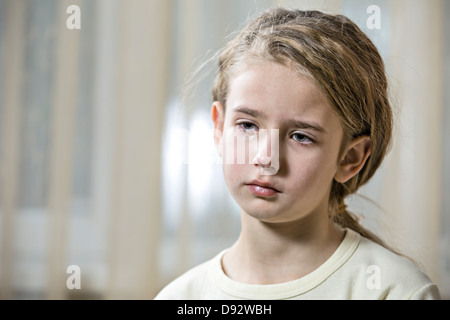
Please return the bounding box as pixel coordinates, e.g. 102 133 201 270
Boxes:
211 101 225 157
334 136 372 183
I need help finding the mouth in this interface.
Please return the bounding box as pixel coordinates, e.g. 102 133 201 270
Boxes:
246 179 281 197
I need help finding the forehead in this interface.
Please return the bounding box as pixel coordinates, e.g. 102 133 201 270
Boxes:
226 61 340 128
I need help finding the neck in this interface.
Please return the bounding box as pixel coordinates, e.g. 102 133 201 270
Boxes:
222 209 344 285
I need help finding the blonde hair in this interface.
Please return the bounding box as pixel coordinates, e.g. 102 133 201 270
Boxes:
212 8 394 249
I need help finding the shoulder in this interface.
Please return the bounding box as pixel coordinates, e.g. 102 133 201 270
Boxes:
348 232 441 299
154 251 224 300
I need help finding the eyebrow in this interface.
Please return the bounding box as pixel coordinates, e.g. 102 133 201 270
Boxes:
233 106 266 119
286 119 328 134
232 105 328 134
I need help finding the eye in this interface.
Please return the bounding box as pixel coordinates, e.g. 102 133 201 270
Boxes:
238 121 259 132
291 132 313 144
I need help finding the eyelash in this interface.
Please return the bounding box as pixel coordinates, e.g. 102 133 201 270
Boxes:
238 121 258 132
236 121 315 145
291 132 314 144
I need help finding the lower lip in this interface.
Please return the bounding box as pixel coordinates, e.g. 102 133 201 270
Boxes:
247 184 279 197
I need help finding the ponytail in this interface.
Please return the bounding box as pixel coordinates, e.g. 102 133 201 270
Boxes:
332 200 412 262
333 202 387 248
329 181 401 255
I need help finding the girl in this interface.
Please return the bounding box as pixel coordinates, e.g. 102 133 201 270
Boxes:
155 8 440 300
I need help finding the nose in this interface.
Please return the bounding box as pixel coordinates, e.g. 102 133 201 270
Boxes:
255 155 272 168
252 129 279 175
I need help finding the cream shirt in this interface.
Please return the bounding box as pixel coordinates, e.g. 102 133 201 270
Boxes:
155 229 440 300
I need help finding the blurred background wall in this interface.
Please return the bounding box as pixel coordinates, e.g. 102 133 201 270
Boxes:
0 0 448 299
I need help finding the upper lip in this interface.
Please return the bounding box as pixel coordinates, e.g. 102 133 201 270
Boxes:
247 179 282 192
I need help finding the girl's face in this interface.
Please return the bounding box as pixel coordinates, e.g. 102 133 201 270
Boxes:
212 61 346 224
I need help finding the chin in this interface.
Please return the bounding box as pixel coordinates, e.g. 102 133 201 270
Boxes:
239 201 291 223
239 196 318 225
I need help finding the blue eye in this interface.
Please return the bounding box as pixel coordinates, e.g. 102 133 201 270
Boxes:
238 122 258 132
292 132 313 144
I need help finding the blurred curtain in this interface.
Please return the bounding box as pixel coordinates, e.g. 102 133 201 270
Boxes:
442 0 450 299
105 0 172 299
381 0 444 286
0 0 172 299
0 0 25 300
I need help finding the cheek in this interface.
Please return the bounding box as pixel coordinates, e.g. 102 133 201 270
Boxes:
287 151 338 194
222 164 247 198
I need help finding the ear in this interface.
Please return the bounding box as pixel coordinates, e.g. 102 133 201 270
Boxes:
334 136 372 184
211 101 225 157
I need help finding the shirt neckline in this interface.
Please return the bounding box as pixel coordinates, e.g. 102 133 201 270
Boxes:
211 228 361 299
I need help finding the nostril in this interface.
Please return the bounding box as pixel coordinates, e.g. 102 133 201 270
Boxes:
253 154 272 167
258 156 271 167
